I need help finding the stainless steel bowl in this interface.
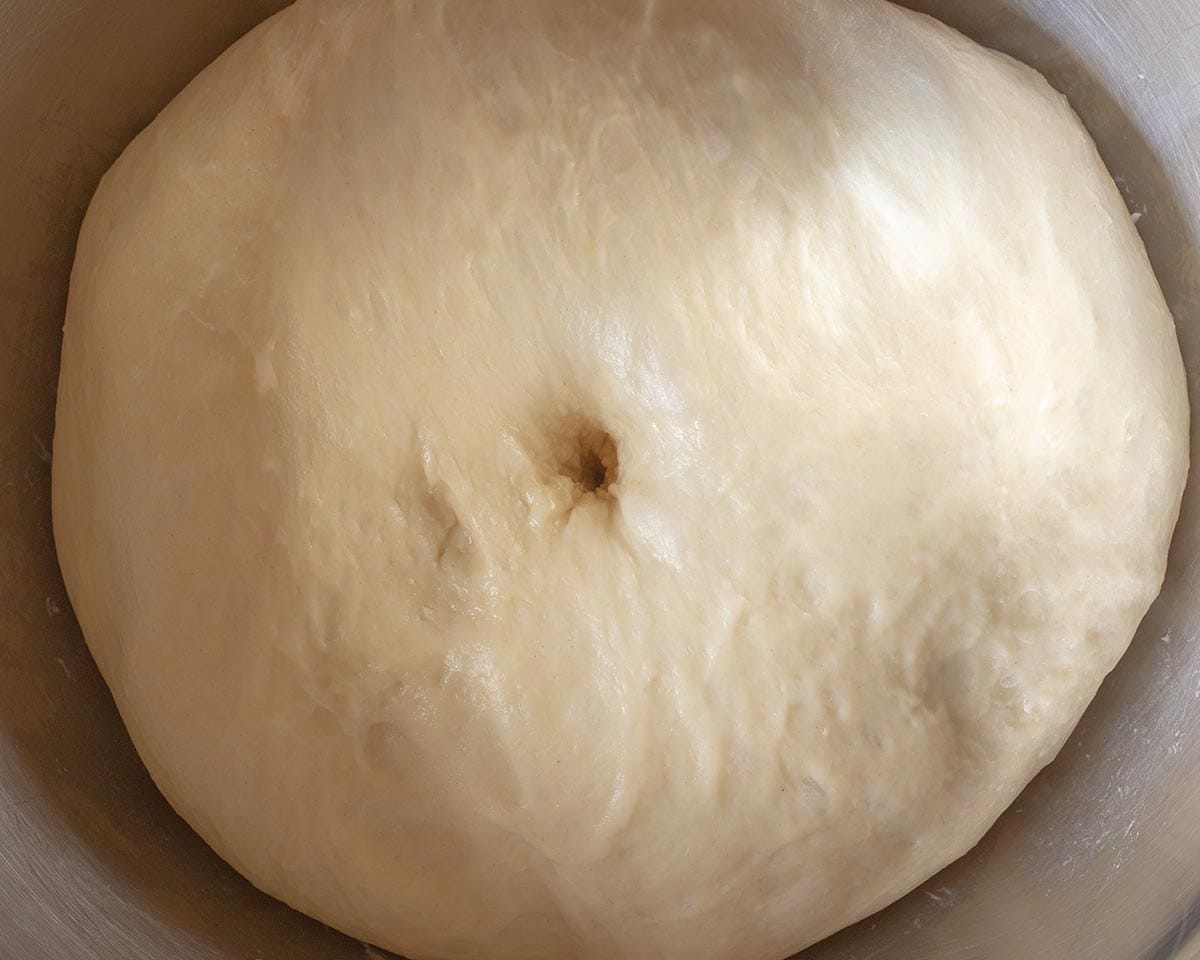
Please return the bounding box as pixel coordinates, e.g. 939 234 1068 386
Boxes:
2 2 1198 957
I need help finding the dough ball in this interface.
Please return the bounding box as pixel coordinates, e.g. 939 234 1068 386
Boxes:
53 0 1188 958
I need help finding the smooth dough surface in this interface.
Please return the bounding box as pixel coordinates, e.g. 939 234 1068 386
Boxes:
53 1 1189 958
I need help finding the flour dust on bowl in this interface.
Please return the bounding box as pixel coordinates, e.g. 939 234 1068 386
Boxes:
2 1 1200 959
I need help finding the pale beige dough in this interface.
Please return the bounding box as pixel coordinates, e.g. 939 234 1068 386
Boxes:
53 1 1189 958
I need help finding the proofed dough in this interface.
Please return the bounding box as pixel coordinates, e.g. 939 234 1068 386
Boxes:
53 1 1189 958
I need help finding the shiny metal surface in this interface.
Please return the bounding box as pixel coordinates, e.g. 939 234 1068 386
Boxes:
1 1 1198 957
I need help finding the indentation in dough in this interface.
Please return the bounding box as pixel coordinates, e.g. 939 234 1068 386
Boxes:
550 415 620 499
424 485 471 566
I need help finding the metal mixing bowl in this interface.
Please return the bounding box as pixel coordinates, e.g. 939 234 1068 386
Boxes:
2 1 1199 957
